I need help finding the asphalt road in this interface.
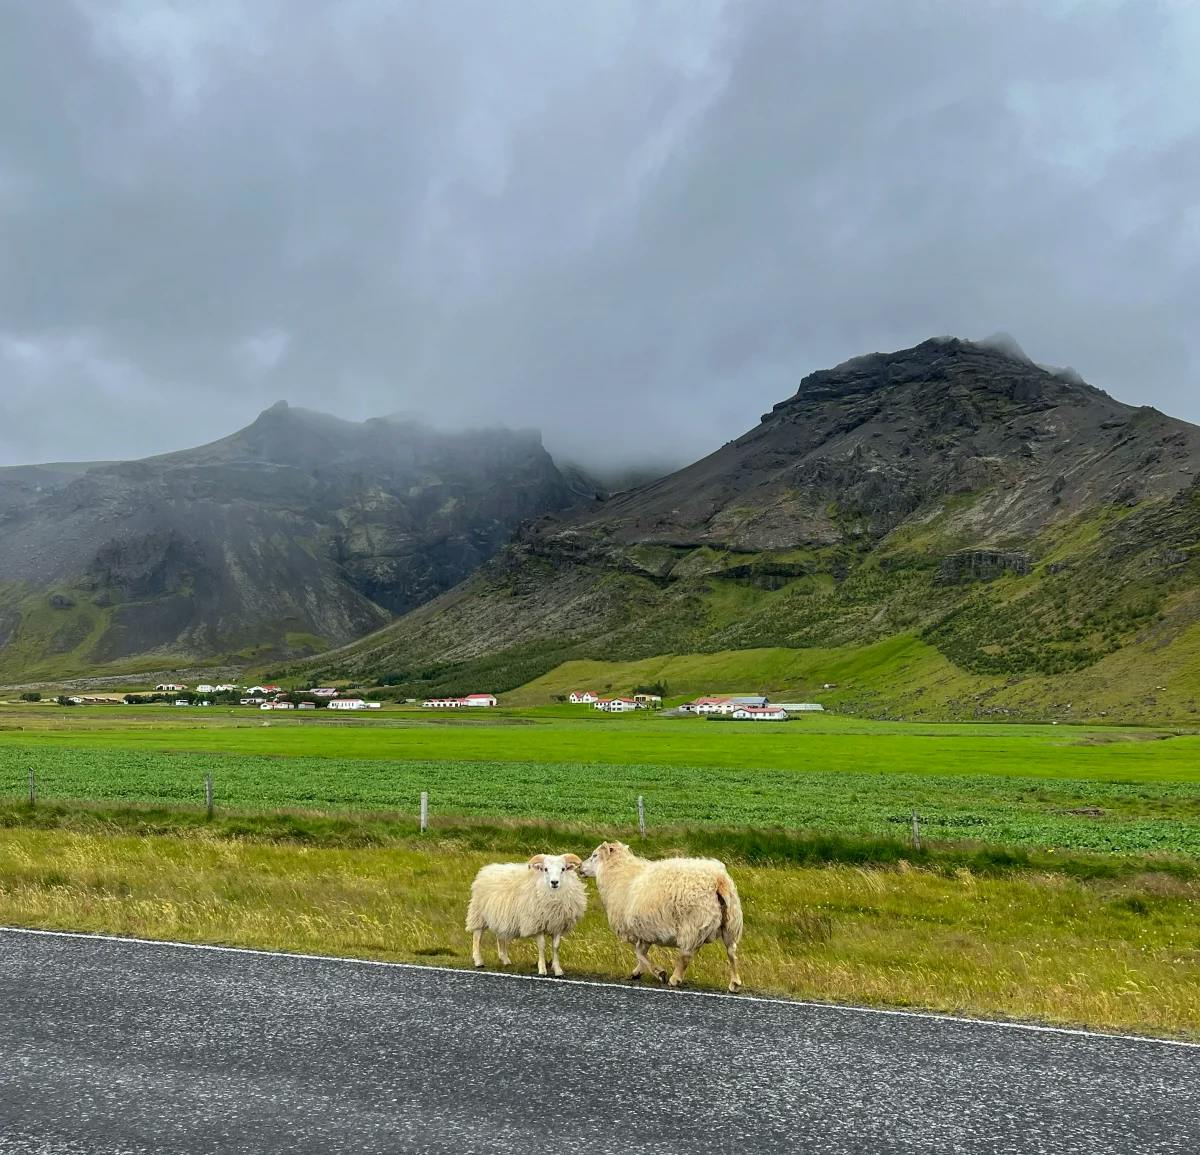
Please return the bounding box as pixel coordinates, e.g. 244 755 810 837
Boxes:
0 928 1196 1154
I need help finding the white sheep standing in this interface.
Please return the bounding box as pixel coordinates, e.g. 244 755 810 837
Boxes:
465 853 586 976
580 841 743 992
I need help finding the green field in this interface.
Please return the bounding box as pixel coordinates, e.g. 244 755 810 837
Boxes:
2 704 1198 855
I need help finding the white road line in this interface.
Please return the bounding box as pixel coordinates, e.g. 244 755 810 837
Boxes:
3 924 1197 1050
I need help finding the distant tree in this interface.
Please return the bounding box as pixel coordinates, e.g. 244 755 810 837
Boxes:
19 692 41 702
55 695 76 706
631 681 668 699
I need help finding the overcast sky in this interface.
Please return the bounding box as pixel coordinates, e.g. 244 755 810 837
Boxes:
2 1 1198 471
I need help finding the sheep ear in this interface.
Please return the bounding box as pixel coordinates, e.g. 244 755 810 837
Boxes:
528 854 546 871
563 854 582 870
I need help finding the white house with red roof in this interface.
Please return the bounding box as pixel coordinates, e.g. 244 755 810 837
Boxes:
731 706 789 721
422 694 497 708
568 691 598 704
689 696 736 715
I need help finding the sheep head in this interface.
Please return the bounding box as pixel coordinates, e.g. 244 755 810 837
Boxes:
527 852 579 891
579 841 629 878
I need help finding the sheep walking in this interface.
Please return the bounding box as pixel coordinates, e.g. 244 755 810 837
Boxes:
465 853 586 977
580 841 743 992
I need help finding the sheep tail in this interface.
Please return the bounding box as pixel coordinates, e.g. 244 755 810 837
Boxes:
716 873 743 945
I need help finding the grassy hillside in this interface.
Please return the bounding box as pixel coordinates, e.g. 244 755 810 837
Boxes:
279 340 1200 722
287 489 1200 721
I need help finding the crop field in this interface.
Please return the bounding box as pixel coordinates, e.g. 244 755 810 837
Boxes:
2 704 1198 855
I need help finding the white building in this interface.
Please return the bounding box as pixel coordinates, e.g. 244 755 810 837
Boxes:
772 703 825 712
156 683 187 692
308 687 339 698
424 694 496 708
328 698 381 710
603 698 640 712
689 697 736 715
731 706 789 721
569 691 598 704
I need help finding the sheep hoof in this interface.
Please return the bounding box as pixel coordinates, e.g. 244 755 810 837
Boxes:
728 982 741 993
473 961 485 969
655 970 669 984
553 969 565 978
628 971 642 981
667 975 682 988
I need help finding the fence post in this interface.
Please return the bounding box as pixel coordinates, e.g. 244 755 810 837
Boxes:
204 774 214 820
911 812 921 852
28 767 36 808
420 791 428 834
637 794 646 838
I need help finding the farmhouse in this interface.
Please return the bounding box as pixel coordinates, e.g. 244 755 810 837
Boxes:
568 691 598 704
689 696 736 715
245 685 281 697
633 693 662 705
155 683 187 692
603 697 641 712
260 701 295 710
307 687 339 697
423 694 497 708
328 698 381 710
730 706 789 721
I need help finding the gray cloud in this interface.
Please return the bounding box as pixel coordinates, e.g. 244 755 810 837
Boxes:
1 0 1198 471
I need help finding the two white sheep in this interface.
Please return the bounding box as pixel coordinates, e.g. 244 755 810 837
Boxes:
465 853 586 976
580 841 743 992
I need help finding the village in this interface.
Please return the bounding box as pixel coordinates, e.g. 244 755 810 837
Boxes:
44 685 827 719
567 690 825 721
53 685 497 711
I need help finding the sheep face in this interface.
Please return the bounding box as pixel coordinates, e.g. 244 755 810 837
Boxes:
528 853 582 891
579 841 629 878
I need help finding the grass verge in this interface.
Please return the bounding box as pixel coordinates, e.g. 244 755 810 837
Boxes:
0 803 1197 1039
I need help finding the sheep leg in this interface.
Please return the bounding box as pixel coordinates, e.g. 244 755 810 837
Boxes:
725 941 743 993
668 950 694 988
497 937 512 966
551 933 564 978
630 941 667 983
536 934 548 976
471 930 485 969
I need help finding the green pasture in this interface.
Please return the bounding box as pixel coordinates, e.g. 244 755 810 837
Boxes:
2 703 1199 782
1 704 1198 855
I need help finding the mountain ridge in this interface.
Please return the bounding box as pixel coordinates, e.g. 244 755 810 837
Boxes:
289 337 1200 721
0 405 591 680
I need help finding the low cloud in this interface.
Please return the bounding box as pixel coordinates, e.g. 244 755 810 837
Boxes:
1 1 1198 471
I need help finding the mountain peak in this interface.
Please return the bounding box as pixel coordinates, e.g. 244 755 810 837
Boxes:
771 335 1092 419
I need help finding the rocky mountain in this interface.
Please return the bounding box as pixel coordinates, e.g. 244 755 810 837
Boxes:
297 338 1200 721
0 403 589 680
